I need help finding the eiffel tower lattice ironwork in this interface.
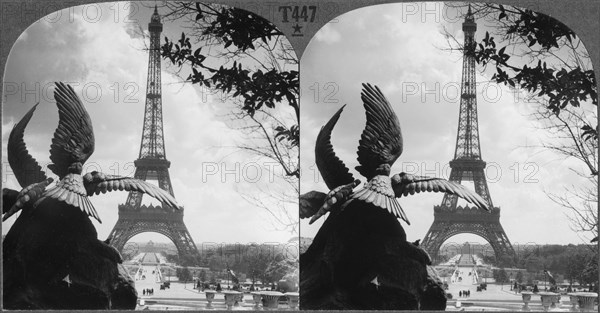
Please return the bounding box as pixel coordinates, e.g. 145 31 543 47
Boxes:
107 6 200 262
421 7 515 263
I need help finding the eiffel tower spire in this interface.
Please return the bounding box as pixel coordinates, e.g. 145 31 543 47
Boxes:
443 4 492 208
126 5 174 206
138 6 167 160
453 4 481 161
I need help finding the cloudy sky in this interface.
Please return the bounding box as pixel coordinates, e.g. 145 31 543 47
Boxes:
1 1 298 245
299 2 596 246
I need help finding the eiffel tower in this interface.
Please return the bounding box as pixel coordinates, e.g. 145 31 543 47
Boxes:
421 7 515 264
107 6 200 263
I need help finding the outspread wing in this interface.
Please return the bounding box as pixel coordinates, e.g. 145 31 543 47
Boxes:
352 176 410 224
300 191 327 219
7 103 47 187
39 174 101 222
309 179 361 224
315 105 355 190
48 82 95 178
83 173 181 210
356 83 403 180
3 188 20 214
3 178 54 221
391 173 489 211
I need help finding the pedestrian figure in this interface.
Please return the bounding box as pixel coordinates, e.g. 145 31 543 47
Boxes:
459 291 462 297
143 289 146 296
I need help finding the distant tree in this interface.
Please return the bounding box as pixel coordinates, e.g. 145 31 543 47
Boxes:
199 269 207 282
566 248 598 286
265 256 297 284
481 255 497 265
516 271 524 283
282 266 299 291
493 268 510 284
177 266 193 282
581 252 598 286
166 254 179 264
244 245 272 283
180 254 200 267
498 255 515 268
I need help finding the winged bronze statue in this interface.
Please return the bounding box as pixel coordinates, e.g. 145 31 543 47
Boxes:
2 82 181 223
301 83 489 225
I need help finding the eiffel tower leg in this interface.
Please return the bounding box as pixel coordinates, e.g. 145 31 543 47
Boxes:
482 226 515 265
169 224 200 261
422 222 452 262
107 220 136 252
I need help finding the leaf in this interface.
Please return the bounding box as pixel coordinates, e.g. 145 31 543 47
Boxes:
581 125 598 142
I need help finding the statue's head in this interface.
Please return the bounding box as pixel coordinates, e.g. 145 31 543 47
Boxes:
375 164 391 176
83 171 105 182
67 162 83 174
391 173 402 185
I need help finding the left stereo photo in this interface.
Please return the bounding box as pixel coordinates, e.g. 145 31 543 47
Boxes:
1 1 299 310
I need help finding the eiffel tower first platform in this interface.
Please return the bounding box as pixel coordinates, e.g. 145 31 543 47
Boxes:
420 7 515 264
107 6 200 263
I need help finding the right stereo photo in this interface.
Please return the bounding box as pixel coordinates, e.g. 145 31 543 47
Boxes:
299 2 598 310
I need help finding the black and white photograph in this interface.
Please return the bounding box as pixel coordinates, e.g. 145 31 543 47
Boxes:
1 1 298 310
1 0 599 312
298 2 598 310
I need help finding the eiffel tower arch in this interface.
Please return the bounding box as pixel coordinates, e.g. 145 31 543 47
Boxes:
107 6 200 263
421 7 515 264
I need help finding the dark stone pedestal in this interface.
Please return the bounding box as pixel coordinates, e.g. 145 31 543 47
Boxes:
3 198 137 309
300 201 446 310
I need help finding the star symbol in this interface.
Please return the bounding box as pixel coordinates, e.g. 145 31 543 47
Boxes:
292 23 302 34
63 274 72 287
370 276 380 290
